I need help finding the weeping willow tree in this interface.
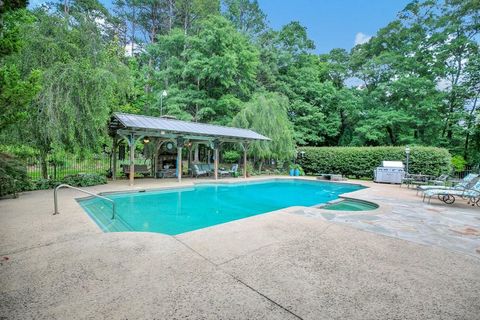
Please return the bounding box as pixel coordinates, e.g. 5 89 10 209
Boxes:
6 2 131 178
232 92 295 170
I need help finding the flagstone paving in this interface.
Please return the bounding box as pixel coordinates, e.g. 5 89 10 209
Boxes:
295 181 480 258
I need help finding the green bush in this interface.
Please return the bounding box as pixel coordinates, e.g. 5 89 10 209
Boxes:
297 146 451 178
61 173 107 187
0 153 32 197
451 155 467 173
223 150 241 163
30 173 107 191
32 178 58 190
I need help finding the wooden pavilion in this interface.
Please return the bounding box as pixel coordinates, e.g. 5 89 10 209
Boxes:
108 113 270 185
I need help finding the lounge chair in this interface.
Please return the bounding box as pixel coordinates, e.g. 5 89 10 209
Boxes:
219 164 238 177
192 164 208 178
199 163 214 175
423 179 480 205
430 174 449 186
416 173 478 195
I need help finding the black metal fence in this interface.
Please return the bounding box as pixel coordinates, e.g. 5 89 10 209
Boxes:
24 154 151 180
452 165 478 180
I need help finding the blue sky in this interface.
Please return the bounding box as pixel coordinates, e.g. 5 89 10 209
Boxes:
29 0 412 53
258 0 412 53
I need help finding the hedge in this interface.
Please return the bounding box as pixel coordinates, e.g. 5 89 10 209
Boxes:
0 153 32 197
297 146 452 178
31 173 107 190
0 169 107 197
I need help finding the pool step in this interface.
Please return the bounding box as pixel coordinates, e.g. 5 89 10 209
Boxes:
80 199 132 232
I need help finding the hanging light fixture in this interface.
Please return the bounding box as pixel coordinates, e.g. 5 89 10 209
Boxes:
143 136 150 144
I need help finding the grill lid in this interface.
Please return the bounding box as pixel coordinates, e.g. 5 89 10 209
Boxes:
381 161 404 168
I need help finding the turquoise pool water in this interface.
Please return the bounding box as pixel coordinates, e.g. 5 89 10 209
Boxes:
78 179 364 235
323 199 378 211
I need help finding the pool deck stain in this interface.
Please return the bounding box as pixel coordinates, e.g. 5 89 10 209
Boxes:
1 176 479 319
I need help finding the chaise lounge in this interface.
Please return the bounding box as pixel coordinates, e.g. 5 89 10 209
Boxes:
422 178 480 206
416 173 478 195
219 164 238 177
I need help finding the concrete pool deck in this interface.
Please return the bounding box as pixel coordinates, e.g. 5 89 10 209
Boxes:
1 176 479 319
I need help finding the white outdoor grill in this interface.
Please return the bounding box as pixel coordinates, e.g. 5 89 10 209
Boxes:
374 161 405 184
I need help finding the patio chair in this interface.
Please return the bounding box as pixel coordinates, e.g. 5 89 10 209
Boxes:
219 164 238 177
422 179 480 206
416 173 478 195
430 174 449 186
192 164 208 178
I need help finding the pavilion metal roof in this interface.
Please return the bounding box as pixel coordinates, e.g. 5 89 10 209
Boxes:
110 113 270 141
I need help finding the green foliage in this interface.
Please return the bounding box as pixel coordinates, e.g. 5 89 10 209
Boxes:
0 144 38 159
31 173 107 190
298 146 452 178
0 152 31 197
61 173 107 187
223 150 240 163
232 92 295 161
451 155 467 173
146 15 259 123
0 9 40 130
222 0 267 38
0 0 28 15
0 3 131 178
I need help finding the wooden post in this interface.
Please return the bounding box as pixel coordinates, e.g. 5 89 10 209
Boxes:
176 137 184 183
214 148 219 180
112 136 117 181
243 148 247 178
129 133 135 186
241 142 249 179
154 140 162 179
194 143 199 162
213 139 220 180
177 146 182 182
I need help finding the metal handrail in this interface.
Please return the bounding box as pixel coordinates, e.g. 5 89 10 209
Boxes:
53 184 115 219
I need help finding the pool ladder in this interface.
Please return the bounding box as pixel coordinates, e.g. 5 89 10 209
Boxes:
53 184 115 219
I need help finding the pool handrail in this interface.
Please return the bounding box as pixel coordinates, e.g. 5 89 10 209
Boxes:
53 184 115 219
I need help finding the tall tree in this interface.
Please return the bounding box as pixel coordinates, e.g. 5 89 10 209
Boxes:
222 0 267 38
5 1 131 177
147 15 259 124
232 92 295 169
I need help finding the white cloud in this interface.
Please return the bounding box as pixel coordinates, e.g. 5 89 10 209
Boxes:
354 32 372 46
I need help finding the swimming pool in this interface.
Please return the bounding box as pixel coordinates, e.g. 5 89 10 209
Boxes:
78 179 364 235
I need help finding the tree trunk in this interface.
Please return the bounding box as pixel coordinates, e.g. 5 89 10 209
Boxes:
131 5 136 56
64 0 69 14
258 160 263 172
40 153 48 179
463 94 479 159
168 0 174 32
386 126 396 145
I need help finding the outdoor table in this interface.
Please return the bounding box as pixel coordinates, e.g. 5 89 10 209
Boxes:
402 174 434 188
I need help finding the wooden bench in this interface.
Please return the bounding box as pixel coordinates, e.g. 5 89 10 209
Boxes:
122 164 150 178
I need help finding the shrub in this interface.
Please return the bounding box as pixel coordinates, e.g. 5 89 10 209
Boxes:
31 173 107 191
0 153 32 197
223 150 241 163
451 155 467 173
60 173 107 187
297 146 451 178
32 178 58 190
